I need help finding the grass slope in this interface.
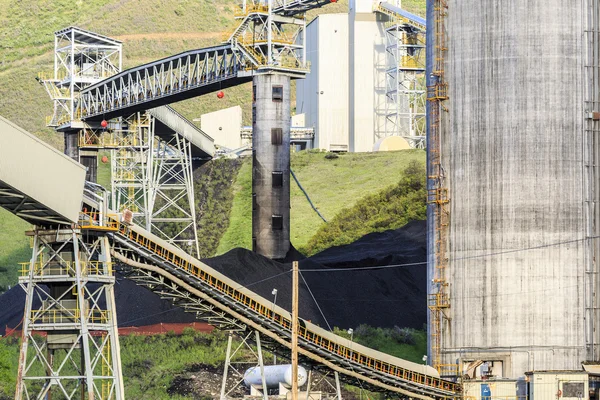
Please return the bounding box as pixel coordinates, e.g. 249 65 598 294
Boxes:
304 159 427 255
0 210 30 293
218 150 426 254
0 326 426 400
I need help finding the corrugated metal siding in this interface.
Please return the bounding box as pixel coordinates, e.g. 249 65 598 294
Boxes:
0 116 86 223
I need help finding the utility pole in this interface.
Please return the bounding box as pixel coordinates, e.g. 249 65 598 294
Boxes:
292 260 299 400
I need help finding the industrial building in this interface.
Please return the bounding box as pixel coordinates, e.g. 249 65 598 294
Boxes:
12 0 600 398
297 1 423 152
426 0 600 397
297 9 390 152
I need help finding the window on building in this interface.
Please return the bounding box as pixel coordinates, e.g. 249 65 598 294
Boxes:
252 84 257 103
271 128 283 145
272 85 283 102
252 193 257 210
272 171 283 187
272 215 283 230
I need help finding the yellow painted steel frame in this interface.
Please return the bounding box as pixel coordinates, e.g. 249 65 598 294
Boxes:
96 215 461 395
427 0 451 374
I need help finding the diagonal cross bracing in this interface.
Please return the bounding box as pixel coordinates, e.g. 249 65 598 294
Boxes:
80 45 251 120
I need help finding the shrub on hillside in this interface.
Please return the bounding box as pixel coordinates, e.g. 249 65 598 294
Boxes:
303 160 426 255
193 158 244 257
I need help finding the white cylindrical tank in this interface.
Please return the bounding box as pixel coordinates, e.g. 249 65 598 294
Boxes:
427 0 593 380
243 365 307 389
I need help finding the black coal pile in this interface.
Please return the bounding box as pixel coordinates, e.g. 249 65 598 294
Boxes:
0 274 196 336
0 220 427 335
202 220 428 330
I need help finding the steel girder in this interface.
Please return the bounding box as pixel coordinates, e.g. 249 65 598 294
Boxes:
80 45 250 120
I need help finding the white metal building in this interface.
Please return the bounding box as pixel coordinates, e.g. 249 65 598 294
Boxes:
200 106 244 151
296 1 390 152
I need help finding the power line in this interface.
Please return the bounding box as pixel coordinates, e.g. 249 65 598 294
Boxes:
299 271 333 332
302 235 598 273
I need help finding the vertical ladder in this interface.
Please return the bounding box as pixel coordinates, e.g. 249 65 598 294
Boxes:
427 0 453 376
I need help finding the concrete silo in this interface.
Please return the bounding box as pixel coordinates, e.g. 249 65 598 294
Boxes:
426 0 600 380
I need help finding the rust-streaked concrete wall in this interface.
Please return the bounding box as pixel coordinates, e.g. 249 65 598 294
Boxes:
252 74 291 259
428 0 587 378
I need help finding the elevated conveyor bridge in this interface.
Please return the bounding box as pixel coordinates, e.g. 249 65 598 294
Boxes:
1 116 460 399
80 44 250 121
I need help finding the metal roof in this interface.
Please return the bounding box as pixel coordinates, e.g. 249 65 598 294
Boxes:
55 26 122 46
0 116 86 226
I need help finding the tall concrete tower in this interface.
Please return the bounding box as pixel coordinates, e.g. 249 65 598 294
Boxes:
349 0 388 152
252 74 291 259
427 0 597 381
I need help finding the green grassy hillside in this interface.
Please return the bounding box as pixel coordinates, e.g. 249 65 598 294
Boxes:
0 326 426 399
218 150 427 254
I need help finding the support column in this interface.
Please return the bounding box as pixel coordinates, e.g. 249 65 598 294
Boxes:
252 74 291 259
15 225 124 400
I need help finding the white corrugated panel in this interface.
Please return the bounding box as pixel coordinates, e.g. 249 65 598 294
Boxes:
0 116 86 223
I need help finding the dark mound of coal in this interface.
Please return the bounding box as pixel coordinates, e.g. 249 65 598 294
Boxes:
202 220 427 330
0 220 427 334
201 248 328 327
301 220 427 329
0 274 196 336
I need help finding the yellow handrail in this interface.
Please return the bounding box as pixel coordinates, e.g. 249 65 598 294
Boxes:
106 214 461 395
20 260 114 277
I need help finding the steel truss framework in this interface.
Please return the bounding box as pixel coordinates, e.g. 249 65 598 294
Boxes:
80 45 249 120
228 1 308 76
38 27 122 128
220 331 269 400
15 225 123 400
78 1 335 121
78 111 200 256
384 21 426 148
109 229 458 398
218 331 345 400
107 113 200 256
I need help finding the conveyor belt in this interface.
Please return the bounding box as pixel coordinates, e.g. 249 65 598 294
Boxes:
0 117 459 398
0 116 86 226
80 45 251 120
149 105 215 160
77 198 460 399
376 2 427 31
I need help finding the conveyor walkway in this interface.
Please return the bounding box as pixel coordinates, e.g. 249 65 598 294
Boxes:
376 2 427 31
97 210 459 399
0 117 460 399
0 116 86 226
149 105 215 160
80 44 251 121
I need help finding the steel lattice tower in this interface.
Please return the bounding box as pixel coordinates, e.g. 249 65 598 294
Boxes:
15 192 124 399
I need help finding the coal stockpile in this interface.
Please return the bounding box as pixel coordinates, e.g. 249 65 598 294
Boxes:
301 220 427 329
0 220 427 334
202 220 428 330
0 274 196 336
